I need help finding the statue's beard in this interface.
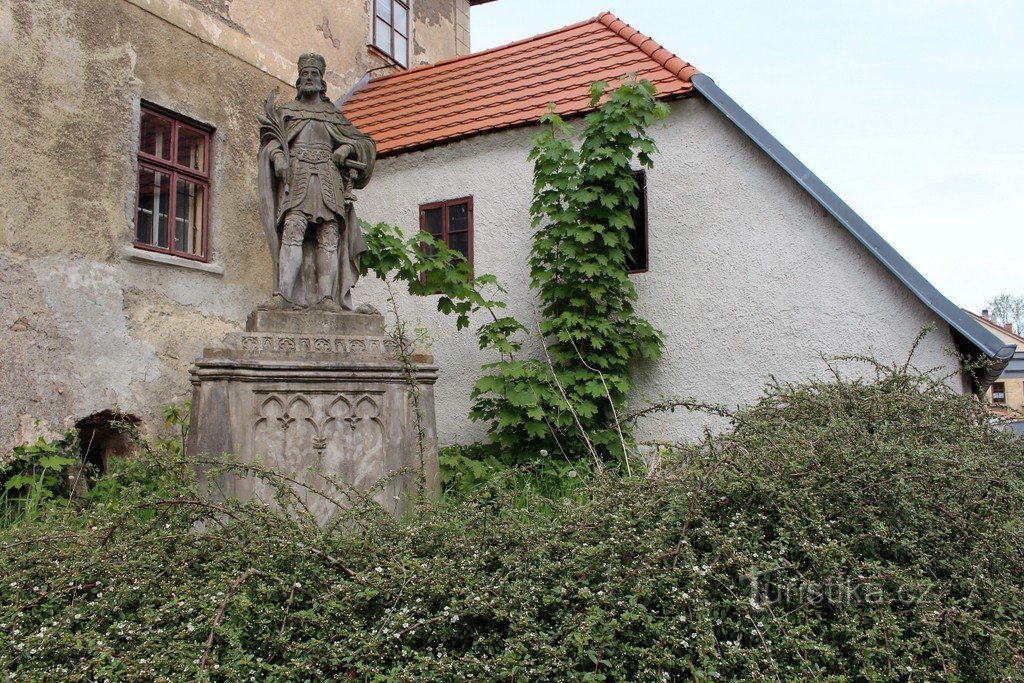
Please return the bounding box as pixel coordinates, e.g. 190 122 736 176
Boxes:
300 84 320 95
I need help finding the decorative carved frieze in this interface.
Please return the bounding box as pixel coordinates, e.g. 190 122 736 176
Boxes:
253 390 387 494
235 333 401 357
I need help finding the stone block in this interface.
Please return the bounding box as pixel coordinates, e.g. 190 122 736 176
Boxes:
187 308 438 520
246 309 385 336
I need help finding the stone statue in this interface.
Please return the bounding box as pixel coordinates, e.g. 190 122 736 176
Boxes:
257 53 377 310
189 52 438 520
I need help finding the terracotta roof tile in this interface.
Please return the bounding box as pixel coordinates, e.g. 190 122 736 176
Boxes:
343 12 697 157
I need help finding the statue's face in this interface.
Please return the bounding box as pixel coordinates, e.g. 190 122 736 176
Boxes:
298 67 323 95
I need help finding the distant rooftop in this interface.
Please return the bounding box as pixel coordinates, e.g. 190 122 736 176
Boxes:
343 12 697 157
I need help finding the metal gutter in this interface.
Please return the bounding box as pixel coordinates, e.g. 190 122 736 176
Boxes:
690 72 1015 392
336 72 374 108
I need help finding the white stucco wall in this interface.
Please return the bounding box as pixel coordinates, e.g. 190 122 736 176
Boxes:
357 95 963 445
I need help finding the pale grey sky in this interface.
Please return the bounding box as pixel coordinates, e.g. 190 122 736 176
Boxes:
470 0 1024 314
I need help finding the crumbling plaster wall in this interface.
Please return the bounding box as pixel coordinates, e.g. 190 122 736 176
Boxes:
226 0 393 91
0 0 279 453
413 0 470 64
120 0 467 95
356 96 965 446
0 0 469 454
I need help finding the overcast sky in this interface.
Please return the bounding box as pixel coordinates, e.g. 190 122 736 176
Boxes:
470 0 1023 313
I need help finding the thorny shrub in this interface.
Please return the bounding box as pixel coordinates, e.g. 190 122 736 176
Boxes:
2 360 1023 681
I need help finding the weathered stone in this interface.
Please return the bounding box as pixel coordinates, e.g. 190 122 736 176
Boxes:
246 308 384 336
184 47 436 520
187 309 439 520
256 53 377 311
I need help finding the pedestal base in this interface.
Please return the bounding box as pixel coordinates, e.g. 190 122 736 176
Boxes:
186 309 438 519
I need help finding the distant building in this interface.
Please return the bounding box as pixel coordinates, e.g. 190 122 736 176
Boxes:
964 309 1024 416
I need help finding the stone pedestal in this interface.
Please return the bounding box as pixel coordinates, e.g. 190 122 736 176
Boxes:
186 308 439 519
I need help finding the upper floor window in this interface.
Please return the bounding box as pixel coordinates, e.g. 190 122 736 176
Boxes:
991 382 1007 404
373 0 409 67
135 104 212 262
420 197 473 267
626 170 649 273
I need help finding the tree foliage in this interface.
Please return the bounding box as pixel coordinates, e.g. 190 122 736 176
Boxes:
987 293 1024 334
470 79 668 462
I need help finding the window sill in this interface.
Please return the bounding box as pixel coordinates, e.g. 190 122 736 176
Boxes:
123 246 225 276
366 44 407 70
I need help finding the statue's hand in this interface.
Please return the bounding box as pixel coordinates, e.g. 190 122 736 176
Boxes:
333 144 354 167
272 152 289 180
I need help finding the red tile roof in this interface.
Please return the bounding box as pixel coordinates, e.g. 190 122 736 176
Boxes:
343 12 697 157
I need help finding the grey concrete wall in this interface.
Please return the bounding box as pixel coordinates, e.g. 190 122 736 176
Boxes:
356 96 964 446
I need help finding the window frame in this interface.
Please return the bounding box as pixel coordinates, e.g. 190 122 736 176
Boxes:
134 103 213 263
419 196 474 276
371 0 410 68
627 170 649 274
991 381 1007 404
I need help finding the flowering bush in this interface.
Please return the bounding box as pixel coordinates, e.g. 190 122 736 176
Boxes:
2 362 1022 681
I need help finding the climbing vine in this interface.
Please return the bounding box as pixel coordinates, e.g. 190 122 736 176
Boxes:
361 78 667 465
470 79 668 462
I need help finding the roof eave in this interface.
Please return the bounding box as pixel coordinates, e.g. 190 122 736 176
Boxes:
689 72 1016 393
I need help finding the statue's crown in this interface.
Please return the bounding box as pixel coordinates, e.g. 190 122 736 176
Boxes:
297 52 326 75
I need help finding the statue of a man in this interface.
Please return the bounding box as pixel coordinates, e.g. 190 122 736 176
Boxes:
257 53 377 310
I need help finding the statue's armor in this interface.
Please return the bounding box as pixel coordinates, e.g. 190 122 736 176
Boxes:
282 119 341 221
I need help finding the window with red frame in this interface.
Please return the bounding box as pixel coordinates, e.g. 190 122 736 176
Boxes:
373 0 409 67
135 105 212 261
992 382 1007 404
420 197 473 268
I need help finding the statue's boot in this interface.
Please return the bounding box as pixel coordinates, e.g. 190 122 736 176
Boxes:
258 293 292 311
314 296 343 312
278 243 304 304
315 244 339 308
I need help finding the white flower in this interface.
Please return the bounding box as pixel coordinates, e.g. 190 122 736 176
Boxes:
567 470 577 478
293 582 302 588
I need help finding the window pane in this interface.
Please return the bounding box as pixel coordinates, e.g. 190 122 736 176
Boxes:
137 167 170 248
375 0 391 22
423 207 443 235
174 178 206 256
627 172 648 271
394 33 408 66
177 127 206 173
448 202 469 232
448 231 469 260
394 2 408 35
140 111 172 160
375 18 391 52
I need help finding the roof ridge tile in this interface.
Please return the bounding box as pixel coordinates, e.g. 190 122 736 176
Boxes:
596 11 698 81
